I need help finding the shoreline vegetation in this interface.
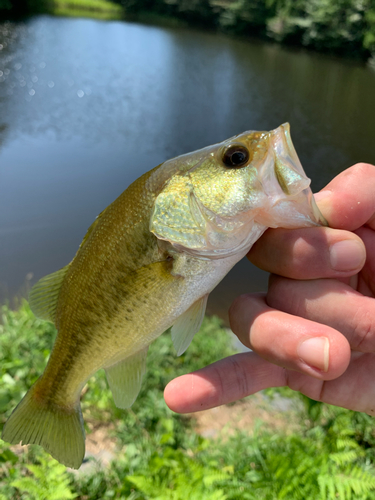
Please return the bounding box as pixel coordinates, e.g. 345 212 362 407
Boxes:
0 0 374 64
2 303 375 498
52 0 123 20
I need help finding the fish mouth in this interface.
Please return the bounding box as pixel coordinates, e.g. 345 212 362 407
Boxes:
271 122 328 226
269 190 328 228
253 123 328 229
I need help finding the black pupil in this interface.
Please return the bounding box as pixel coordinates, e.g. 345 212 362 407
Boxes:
231 151 246 165
223 145 249 167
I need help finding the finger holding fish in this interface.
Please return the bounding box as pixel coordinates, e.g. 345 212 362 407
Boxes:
248 226 366 279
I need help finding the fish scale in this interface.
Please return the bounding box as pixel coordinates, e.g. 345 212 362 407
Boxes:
2 123 327 468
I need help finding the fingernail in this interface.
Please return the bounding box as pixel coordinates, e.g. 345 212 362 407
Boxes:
297 337 329 372
313 190 331 203
330 240 365 271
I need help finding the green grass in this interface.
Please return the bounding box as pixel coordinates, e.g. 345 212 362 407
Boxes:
49 0 123 20
1 302 375 499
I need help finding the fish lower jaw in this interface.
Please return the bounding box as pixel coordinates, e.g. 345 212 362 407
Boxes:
254 198 320 229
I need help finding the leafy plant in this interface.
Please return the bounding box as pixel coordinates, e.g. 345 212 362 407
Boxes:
0 302 56 424
2 303 375 500
11 454 77 500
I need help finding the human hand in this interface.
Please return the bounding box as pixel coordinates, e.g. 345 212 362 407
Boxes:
164 163 375 415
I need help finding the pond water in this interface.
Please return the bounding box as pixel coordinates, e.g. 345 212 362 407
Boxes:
1 15 375 323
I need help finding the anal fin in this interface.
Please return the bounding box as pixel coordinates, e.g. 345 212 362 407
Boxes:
171 295 208 356
105 347 148 409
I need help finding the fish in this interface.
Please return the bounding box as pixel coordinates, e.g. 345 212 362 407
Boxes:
2 123 326 468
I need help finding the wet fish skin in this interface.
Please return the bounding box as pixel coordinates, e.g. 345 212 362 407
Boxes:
2 123 326 468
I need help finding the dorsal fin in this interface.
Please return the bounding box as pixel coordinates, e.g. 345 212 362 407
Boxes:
29 265 69 324
171 295 208 356
29 207 108 324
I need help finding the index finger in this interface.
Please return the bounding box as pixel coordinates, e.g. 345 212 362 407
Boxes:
316 163 375 231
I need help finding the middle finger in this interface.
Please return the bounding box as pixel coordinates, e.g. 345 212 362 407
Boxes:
267 276 375 352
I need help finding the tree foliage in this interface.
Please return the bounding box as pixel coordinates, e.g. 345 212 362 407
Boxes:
106 0 375 60
221 0 373 59
0 0 52 16
1 0 374 60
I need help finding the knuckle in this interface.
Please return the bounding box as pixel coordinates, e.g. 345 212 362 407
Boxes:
267 278 307 317
229 293 251 317
229 293 266 336
289 236 321 277
353 305 375 350
211 365 226 406
267 228 328 279
228 357 249 398
228 294 251 332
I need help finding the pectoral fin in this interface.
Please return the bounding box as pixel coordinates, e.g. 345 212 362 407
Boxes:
105 347 148 409
29 265 69 324
171 295 208 356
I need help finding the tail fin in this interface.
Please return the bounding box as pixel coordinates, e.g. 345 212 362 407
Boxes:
1 385 85 469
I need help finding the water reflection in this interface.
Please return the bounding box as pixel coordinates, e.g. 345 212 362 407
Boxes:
0 16 374 322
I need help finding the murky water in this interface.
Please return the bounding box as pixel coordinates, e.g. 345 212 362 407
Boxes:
1 16 374 323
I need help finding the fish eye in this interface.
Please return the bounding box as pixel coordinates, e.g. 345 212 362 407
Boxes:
222 144 250 168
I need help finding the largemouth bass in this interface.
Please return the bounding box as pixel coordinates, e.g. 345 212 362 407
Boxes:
2 123 326 468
